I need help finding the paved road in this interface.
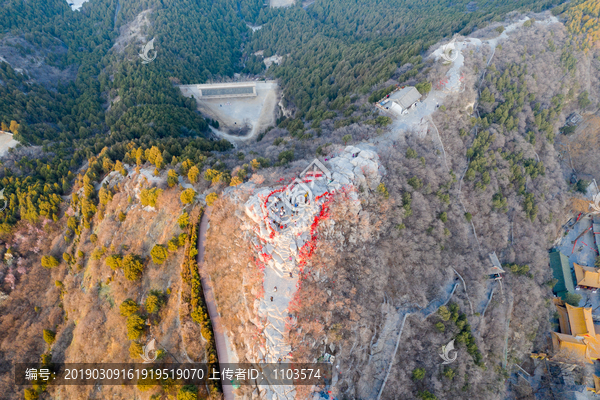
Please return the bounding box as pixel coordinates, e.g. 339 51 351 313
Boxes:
0 131 18 157
196 207 235 400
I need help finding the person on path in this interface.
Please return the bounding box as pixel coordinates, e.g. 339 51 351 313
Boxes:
274 286 277 292
270 296 273 302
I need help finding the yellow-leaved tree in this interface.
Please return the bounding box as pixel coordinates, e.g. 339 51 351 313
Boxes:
180 188 196 204
206 192 218 206
188 166 200 183
9 120 19 134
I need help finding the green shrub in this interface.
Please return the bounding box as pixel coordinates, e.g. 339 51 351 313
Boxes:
188 166 200 184
437 305 451 321
505 263 530 276
140 188 163 207
278 150 294 164
177 385 198 400
375 116 392 126
545 278 558 288
523 193 538 221
406 147 418 158
145 291 165 314
126 314 145 340
91 247 106 260
137 377 158 392
178 233 187 246
377 183 389 199
412 367 426 381
151 244 168 265
443 367 455 380
180 188 196 205
449 303 460 322
439 212 448 223
492 192 508 212
579 91 591 109
178 212 190 229
90 233 98 243
368 84 396 103
191 307 207 326
123 254 145 281
120 299 139 316
576 179 590 193
408 177 423 189
105 254 123 270
41 255 59 269
24 389 39 400
435 322 445 332
40 352 52 365
563 293 582 307
43 329 56 345
129 341 144 359
168 238 180 252
456 314 467 330
415 81 432 94
206 192 218 206
118 211 127 222
167 169 179 187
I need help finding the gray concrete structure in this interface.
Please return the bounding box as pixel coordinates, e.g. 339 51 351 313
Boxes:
178 82 257 99
378 86 422 116
390 86 421 110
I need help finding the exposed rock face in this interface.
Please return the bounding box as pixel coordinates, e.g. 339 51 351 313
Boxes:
233 144 384 399
111 9 154 53
327 145 384 192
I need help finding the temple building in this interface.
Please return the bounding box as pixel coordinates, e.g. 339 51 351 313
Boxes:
574 262 600 292
551 299 600 364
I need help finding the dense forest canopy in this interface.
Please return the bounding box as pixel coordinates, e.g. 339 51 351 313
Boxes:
250 0 559 117
0 0 584 232
565 0 600 50
2 0 600 398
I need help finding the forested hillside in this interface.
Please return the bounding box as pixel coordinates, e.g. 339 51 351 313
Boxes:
1 0 600 398
250 0 559 117
200 16 599 399
0 0 572 234
564 0 600 50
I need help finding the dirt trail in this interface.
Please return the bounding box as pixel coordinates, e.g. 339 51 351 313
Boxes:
196 207 235 400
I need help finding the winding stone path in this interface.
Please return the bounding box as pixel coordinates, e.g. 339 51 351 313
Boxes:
196 207 236 400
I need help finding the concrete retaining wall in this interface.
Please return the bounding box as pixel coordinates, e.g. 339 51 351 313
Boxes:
178 82 257 99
